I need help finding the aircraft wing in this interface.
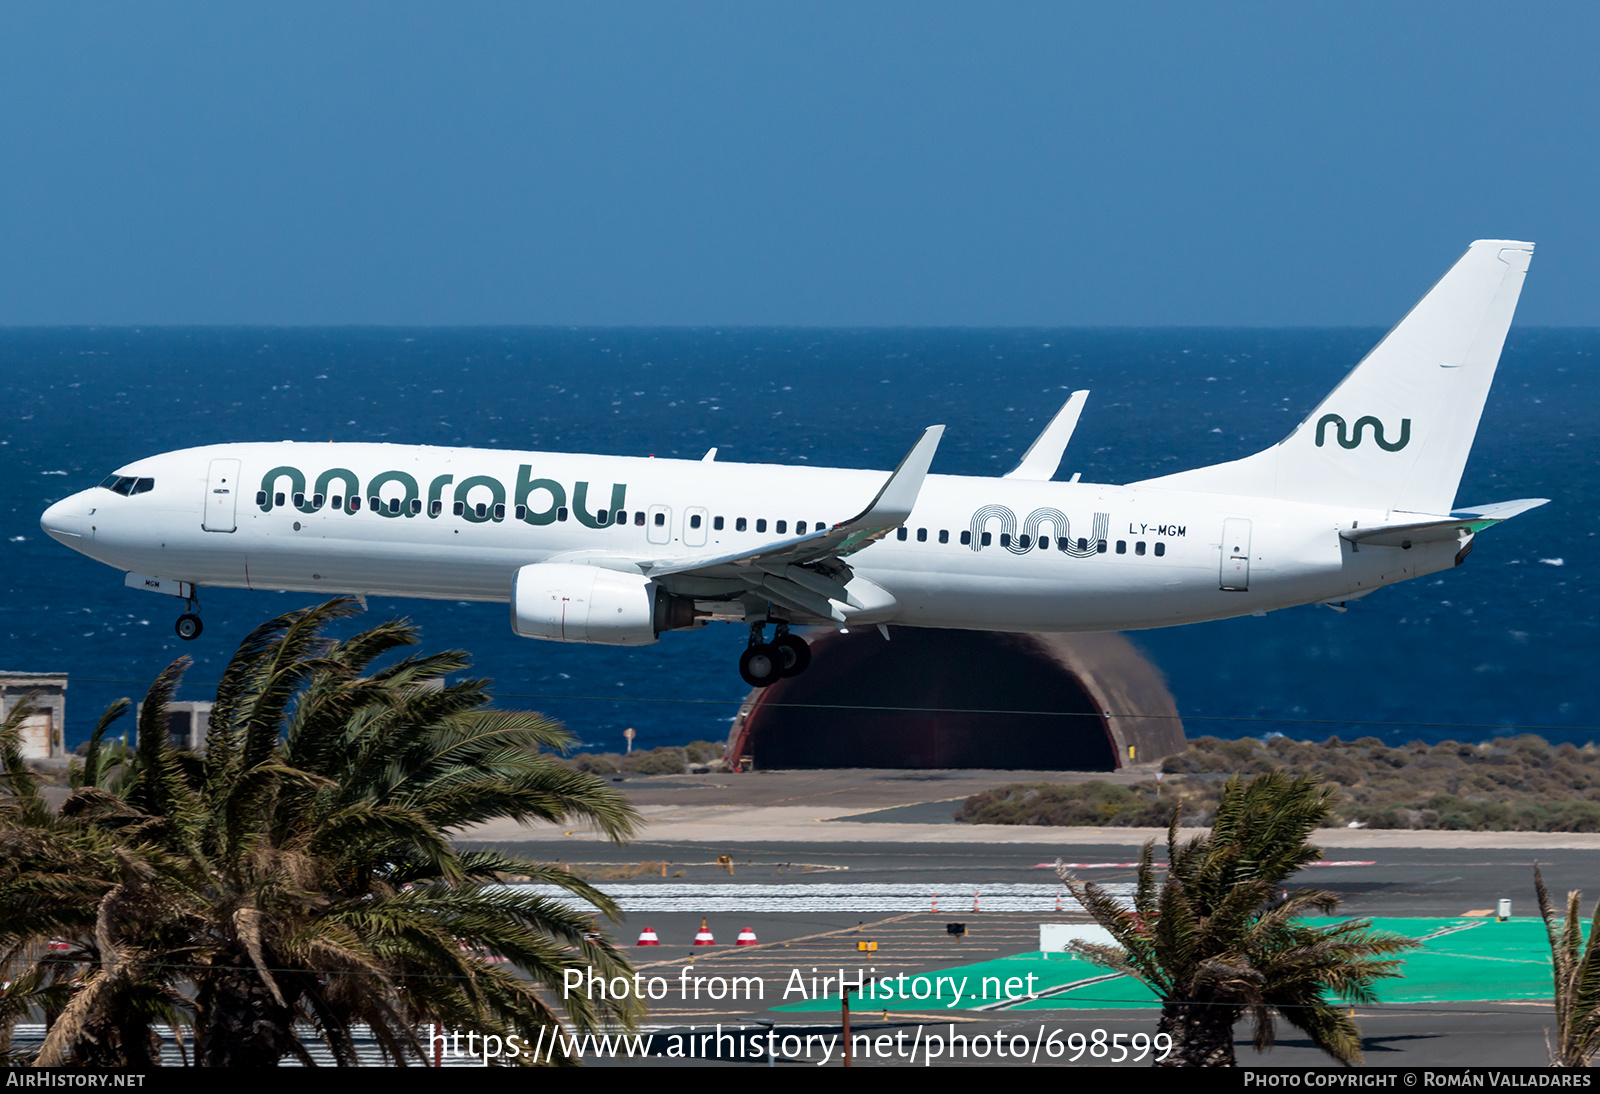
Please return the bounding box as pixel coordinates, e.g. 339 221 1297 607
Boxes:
1340 498 1549 548
637 426 944 622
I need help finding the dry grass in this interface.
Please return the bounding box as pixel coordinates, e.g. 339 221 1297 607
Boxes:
959 734 1600 832
557 740 726 776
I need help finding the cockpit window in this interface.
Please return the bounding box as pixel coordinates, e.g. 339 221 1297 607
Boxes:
99 475 154 496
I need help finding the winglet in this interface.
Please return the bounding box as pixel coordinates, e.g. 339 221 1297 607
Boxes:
843 425 944 528
1005 391 1088 480
640 425 945 579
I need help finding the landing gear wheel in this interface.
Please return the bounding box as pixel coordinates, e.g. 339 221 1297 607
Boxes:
739 643 782 688
773 633 811 677
175 613 203 641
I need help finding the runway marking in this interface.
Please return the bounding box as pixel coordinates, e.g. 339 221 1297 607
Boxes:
1034 859 1376 869
505 881 1131 913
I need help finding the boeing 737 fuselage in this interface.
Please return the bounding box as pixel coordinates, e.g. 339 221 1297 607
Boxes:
40 241 1547 688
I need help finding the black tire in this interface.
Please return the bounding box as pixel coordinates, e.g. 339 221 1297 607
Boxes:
773 633 811 677
175 613 203 641
739 644 782 688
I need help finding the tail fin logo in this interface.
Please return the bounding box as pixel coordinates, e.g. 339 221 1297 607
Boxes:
1315 414 1411 452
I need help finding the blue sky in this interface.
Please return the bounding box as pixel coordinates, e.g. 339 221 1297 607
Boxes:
1 2 1595 326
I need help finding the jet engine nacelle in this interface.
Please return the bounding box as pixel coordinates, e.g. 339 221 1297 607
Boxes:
511 562 662 646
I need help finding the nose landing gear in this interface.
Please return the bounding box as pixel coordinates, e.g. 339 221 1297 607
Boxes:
738 623 811 688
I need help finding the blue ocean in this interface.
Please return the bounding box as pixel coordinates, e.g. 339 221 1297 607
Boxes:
1 327 1592 752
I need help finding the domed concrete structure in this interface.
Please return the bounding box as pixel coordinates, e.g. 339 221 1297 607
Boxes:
726 628 1185 771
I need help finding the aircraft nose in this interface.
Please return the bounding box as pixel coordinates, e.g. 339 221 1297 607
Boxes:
40 492 86 545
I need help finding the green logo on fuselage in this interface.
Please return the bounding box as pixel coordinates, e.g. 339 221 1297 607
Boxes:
255 465 627 526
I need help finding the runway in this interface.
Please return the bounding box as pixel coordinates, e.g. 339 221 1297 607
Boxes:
457 769 1600 1067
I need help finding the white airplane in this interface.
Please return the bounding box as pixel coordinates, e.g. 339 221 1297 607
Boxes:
41 240 1546 688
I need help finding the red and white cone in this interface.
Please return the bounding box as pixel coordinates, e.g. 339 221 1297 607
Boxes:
931 893 939 913
735 926 759 946
635 926 661 946
692 918 717 946
973 890 980 913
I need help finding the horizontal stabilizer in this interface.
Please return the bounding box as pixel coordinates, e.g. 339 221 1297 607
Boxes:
1341 498 1548 547
1004 391 1088 481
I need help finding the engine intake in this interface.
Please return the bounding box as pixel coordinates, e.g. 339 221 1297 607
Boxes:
511 563 661 645
510 562 704 645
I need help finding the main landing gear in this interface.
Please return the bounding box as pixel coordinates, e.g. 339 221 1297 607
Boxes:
174 595 203 641
738 623 811 688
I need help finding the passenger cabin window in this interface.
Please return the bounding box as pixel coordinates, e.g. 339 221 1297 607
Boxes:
635 512 645 526
331 495 344 510
368 495 380 511
1000 533 1011 547
1017 534 1030 549
1096 539 1107 553
797 521 806 534
255 490 267 505
736 517 747 531
515 505 527 520
756 519 767 533
1135 541 1146 555
313 493 325 508
714 516 725 531
474 503 487 518
690 514 702 529
558 507 569 522
776 520 786 534
652 511 663 526
1116 540 1126 554
389 498 402 515
493 503 506 520
981 531 991 546
293 492 305 508
410 498 422 515
896 527 907 541
1154 542 1166 557
916 528 927 542
453 501 465 516
597 510 609 524
430 500 442 516
938 530 948 544
276 492 286 507
350 497 362 512
960 530 971 545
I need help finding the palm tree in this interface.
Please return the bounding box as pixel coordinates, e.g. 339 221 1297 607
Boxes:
2 599 645 1066
1535 865 1600 1066
1057 772 1416 1066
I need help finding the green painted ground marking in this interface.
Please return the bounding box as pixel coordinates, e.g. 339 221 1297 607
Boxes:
773 918 1560 1013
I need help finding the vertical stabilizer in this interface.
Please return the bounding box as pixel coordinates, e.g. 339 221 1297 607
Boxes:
1135 240 1534 513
